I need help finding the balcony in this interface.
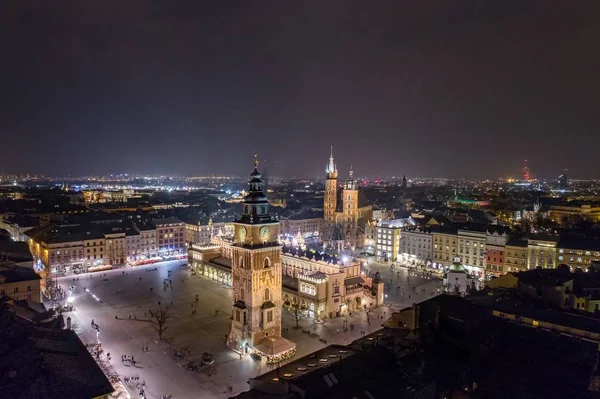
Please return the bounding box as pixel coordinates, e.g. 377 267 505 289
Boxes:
345 287 364 295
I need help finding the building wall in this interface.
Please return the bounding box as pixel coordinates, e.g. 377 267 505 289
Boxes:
486 247 506 275
375 225 401 261
104 233 126 266
184 223 212 246
527 239 558 269
505 245 528 273
399 228 433 265
556 248 600 270
156 222 185 253
485 233 508 276
457 230 486 276
550 204 600 222
0 278 41 302
432 232 457 268
281 254 361 280
83 238 106 268
279 218 323 238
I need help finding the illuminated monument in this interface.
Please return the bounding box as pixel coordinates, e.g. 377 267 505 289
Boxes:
323 147 372 250
227 155 296 362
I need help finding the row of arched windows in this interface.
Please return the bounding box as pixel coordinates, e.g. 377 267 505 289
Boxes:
238 256 271 269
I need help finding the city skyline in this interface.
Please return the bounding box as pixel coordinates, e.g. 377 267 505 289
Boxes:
2 1 599 178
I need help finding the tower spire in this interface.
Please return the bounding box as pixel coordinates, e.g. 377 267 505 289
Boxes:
253 152 259 169
326 146 337 177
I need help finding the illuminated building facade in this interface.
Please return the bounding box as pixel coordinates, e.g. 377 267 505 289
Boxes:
432 226 458 269
278 217 324 239
549 203 600 223
371 218 416 261
280 251 384 319
152 217 185 255
456 228 487 277
227 156 295 361
322 148 372 250
399 226 433 266
485 231 508 276
527 235 558 270
504 236 528 273
556 239 600 270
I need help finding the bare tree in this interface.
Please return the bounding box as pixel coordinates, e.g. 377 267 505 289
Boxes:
152 305 171 341
285 301 308 328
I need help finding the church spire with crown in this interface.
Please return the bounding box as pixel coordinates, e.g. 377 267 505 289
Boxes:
325 145 338 178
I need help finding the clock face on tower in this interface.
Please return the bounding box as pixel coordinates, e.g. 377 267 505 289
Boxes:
259 226 270 241
239 226 247 242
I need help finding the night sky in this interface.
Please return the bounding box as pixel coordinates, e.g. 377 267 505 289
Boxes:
1 1 599 179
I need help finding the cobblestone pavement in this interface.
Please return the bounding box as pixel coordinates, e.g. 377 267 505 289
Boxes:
54 257 443 398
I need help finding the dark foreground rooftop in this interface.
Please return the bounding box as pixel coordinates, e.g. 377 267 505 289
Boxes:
0 300 114 399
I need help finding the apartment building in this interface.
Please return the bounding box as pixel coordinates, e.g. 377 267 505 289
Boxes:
486 230 508 276
504 236 528 273
456 228 487 277
399 226 433 266
556 238 600 271
527 235 559 270
0 262 42 302
153 217 185 254
373 218 416 262
432 225 459 269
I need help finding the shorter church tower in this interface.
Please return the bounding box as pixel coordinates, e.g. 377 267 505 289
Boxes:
342 166 359 249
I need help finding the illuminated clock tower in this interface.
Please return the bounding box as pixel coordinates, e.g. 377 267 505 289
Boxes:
227 155 284 353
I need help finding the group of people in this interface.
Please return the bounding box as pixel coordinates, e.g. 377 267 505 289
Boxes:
122 354 137 367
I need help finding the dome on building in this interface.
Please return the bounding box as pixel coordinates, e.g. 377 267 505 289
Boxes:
448 261 467 274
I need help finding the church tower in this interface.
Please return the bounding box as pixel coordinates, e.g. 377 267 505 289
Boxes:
324 146 338 223
342 166 359 248
228 155 286 354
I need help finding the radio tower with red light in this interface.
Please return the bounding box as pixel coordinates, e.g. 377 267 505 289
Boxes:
522 160 530 181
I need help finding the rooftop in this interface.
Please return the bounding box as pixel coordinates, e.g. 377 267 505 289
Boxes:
0 303 114 399
0 263 41 284
151 217 184 226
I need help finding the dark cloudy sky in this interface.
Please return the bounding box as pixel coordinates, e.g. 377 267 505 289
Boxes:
1 1 599 179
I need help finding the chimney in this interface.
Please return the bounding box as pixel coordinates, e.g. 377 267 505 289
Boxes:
434 306 441 330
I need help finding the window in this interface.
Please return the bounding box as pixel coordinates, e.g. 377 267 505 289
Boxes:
26 285 31 291
264 257 270 268
13 287 18 293
267 310 273 323
264 288 270 302
235 310 240 322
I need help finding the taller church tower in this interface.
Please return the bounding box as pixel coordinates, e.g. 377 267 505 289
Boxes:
228 155 292 356
324 146 338 223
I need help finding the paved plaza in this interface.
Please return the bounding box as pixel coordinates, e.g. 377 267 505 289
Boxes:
54 259 442 398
